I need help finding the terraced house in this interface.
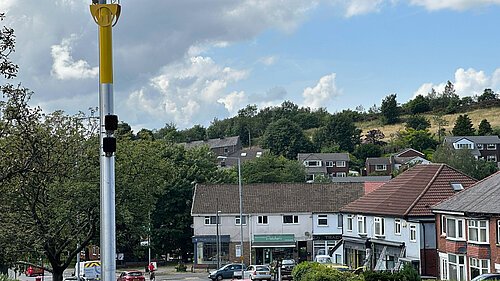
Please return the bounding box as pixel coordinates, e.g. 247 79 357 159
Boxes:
340 164 476 277
432 172 500 280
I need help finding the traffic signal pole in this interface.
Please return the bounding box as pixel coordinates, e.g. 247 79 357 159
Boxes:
90 2 121 281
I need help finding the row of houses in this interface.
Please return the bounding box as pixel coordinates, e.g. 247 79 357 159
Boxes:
191 164 500 280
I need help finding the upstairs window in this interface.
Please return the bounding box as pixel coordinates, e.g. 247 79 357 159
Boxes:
205 216 221 225
498 220 500 244
338 214 343 228
457 143 473 149
410 225 417 242
487 143 496 150
257 215 268 225
395 219 401 235
317 215 328 226
375 164 386 171
283 215 299 224
477 144 484 150
347 215 354 232
336 161 346 167
325 161 333 167
305 160 321 167
235 215 247 226
447 217 465 240
357 216 367 234
468 220 488 243
374 217 385 236
441 215 447 235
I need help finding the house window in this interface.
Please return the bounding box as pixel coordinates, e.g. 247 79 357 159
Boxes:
336 161 346 167
440 255 448 281
409 225 417 242
338 214 343 228
487 143 496 150
441 215 447 236
468 220 488 243
224 147 229 153
375 164 386 171
347 215 354 232
470 257 489 280
305 160 321 167
374 217 385 236
448 254 466 281
487 155 497 162
235 215 247 226
306 174 314 182
256 152 262 157
498 220 500 244
357 216 367 234
325 161 333 167
204 216 220 225
283 215 299 224
458 143 473 149
446 217 465 240
317 215 328 226
477 144 484 150
336 172 347 177
395 219 401 235
240 152 247 157
257 215 268 225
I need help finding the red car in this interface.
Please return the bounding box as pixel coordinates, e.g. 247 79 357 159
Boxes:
26 266 44 277
117 271 145 281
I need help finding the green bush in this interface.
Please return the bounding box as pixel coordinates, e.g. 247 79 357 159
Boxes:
399 264 421 281
292 262 363 281
292 262 323 281
0 274 18 281
175 263 187 272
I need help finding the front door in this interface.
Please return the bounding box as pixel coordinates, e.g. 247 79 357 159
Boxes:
255 248 272 265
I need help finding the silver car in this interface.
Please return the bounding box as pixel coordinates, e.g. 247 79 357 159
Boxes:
243 265 271 281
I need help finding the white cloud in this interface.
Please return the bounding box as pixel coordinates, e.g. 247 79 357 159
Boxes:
50 34 98 80
217 91 246 114
258 56 278 66
414 67 500 98
302 73 342 109
345 0 385 17
410 0 500 11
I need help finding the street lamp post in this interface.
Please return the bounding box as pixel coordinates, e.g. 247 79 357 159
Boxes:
217 156 243 278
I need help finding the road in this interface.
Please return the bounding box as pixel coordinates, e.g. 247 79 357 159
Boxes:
9 270 208 281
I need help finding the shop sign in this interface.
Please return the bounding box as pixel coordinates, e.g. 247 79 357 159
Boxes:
254 234 295 242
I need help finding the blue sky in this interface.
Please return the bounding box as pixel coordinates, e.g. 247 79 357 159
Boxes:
2 0 500 131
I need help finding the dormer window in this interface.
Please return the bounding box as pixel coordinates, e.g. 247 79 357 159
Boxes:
305 160 321 167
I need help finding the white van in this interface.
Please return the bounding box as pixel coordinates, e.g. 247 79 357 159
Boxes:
75 261 101 281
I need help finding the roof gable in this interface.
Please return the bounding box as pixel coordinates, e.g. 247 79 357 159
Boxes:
298 153 350 162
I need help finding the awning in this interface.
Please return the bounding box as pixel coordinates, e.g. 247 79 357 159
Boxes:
252 241 296 248
370 238 404 248
399 257 420 262
343 236 368 251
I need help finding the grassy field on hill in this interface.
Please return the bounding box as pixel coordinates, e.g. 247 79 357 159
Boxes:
356 106 500 141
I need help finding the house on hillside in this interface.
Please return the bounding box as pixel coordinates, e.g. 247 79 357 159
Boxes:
340 164 477 277
218 147 269 169
191 182 365 265
444 136 500 164
432 172 500 280
183 136 242 156
365 149 431 176
297 153 350 182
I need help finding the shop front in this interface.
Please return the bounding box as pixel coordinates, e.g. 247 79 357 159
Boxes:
343 236 368 269
192 235 230 264
371 240 405 271
313 234 342 262
252 234 296 265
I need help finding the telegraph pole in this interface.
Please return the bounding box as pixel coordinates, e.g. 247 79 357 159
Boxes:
90 2 121 281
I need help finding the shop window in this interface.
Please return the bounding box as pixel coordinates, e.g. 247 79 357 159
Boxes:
257 215 268 225
468 220 488 243
347 215 353 232
357 216 367 234
283 215 299 224
199 242 229 263
235 215 247 226
374 217 385 236
317 215 328 226
470 257 489 280
410 225 417 242
394 219 401 235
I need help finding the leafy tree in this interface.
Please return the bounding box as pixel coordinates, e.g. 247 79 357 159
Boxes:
181 124 206 142
261 118 313 159
0 13 18 79
354 143 382 163
433 143 497 179
477 88 497 102
313 173 332 183
405 115 431 131
432 113 449 143
452 114 475 136
364 129 386 146
405 95 430 114
396 128 437 152
153 122 183 143
237 154 306 183
380 93 400 125
477 119 493 136
461 96 474 106
136 128 154 140
313 113 361 152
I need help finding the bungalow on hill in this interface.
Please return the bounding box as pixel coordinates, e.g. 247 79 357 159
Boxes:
432 172 500 280
297 153 350 182
183 136 242 156
340 164 477 277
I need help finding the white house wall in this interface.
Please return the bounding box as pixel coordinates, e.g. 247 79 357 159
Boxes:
313 214 342 235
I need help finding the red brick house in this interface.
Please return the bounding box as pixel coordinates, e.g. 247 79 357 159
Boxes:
365 149 430 176
432 172 500 280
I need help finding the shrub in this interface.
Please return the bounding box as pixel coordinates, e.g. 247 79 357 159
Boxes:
175 263 187 272
0 274 17 281
292 262 363 281
292 262 322 281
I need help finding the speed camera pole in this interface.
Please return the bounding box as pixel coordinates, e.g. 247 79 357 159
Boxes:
90 2 121 281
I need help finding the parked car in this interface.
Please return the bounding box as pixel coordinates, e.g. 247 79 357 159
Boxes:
280 259 296 279
117 271 146 281
471 273 500 281
242 265 271 281
26 266 44 277
313 255 349 272
209 264 246 280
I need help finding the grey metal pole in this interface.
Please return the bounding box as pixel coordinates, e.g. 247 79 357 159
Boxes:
216 199 220 269
238 157 243 278
76 242 80 281
97 2 116 281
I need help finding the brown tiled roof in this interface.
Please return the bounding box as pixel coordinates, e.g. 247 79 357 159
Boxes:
191 182 365 215
341 164 476 217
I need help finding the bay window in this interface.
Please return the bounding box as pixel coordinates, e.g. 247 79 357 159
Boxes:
448 254 466 281
470 257 489 280
447 217 465 240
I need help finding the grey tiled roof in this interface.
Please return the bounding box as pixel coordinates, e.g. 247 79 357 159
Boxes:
184 136 240 149
366 157 391 165
331 176 392 183
432 171 500 215
444 136 500 144
297 153 350 162
191 182 365 214
219 147 270 168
